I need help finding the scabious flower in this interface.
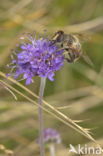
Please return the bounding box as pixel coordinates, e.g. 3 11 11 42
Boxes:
8 33 64 85
38 128 61 144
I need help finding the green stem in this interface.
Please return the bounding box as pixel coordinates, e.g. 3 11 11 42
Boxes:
49 144 55 156
38 77 46 156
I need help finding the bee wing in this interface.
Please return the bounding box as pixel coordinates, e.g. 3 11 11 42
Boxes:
73 33 91 43
82 54 94 67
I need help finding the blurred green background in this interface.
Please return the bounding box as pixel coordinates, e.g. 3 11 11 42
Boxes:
0 0 103 155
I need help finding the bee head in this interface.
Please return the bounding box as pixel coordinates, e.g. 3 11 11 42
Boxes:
53 30 64 42
55 30 64 36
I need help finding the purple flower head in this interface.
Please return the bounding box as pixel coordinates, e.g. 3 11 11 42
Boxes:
38 128 61 144
8 33 64 85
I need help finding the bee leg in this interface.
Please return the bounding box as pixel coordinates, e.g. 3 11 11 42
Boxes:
68 52 75 63
65 48 69 51
65 58 73 63
60 43 64 48
65 53 74 63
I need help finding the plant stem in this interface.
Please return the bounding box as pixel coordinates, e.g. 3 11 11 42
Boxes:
49 144 55 156
38 77 46 156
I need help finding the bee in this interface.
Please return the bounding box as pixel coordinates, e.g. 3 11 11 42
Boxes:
51 30 93 66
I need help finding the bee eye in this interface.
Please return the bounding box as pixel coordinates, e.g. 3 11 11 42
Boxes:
57 35 63 42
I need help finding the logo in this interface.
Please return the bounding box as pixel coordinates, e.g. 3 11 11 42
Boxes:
69 144 102 155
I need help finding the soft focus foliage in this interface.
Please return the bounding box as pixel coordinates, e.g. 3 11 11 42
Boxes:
0 0 103 155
